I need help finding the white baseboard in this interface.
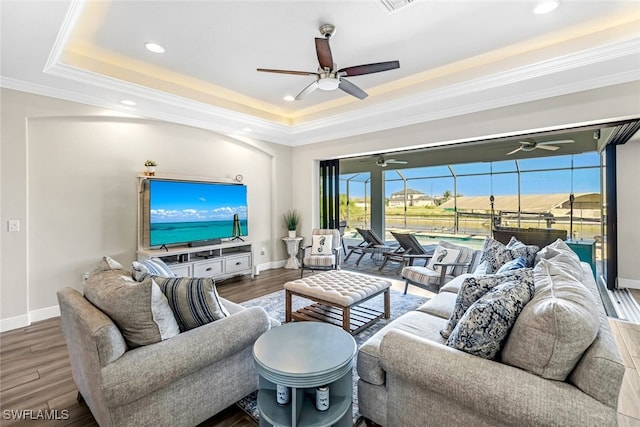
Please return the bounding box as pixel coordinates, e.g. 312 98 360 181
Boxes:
255 260 286 275
0 305 61 332
618 277 640 290
30 305 61 323
0 314 30 333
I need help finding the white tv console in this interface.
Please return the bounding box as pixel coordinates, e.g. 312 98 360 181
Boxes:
137 240 253 280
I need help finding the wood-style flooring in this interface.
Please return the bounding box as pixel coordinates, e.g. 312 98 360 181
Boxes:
1 266 639 427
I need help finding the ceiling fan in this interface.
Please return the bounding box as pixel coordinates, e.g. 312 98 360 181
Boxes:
257 24 400 100
507 139 575 156
376 156 408 167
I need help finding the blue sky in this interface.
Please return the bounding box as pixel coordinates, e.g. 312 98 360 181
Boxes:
150 180 247 223
342 153 601 198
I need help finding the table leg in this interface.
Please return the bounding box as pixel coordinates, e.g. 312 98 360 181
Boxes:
285 290 292 323
343 305 351 333
384 289 390 319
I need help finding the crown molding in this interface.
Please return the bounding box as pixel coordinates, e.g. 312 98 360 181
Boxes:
3 34 638 147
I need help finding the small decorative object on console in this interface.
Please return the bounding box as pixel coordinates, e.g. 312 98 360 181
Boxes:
144 160 157 176
282 210 300 238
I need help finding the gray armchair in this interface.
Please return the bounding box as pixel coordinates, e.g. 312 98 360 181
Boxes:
57 287 277 426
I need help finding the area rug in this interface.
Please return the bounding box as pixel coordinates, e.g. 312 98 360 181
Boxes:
235 284 428 425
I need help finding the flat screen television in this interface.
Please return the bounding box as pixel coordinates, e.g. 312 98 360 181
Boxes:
147 179 248 247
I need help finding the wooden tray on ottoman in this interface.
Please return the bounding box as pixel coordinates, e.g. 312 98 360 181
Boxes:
284 270 391 335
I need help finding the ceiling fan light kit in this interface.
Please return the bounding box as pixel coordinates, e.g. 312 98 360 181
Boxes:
257 24 400 100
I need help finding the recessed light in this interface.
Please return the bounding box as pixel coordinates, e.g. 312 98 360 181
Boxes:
533 0 559 14
243 127 252 132
145 42 165 53
120 99 136 106
283 95 295 102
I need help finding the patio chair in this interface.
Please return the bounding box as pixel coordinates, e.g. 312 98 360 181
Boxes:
378 231 437 273
299 228 341 278
343 228 387 266
401 241 481 293
338 220 348 255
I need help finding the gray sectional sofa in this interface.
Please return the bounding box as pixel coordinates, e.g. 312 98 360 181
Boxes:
357 240 624 426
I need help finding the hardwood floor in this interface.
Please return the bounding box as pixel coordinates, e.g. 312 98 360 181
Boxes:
1 266 638 427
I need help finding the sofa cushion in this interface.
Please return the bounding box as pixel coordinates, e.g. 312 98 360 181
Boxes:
440 269 534 339
445 277 535 360
415 291 457 319
535 239 583 281
84 259 180 348
357 311 447 386
501 258 600 380
439 273 473 294
150 275 230 332
132 257 176 280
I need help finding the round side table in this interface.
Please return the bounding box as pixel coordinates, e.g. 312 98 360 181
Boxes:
282 237 303 269
253 322 357 427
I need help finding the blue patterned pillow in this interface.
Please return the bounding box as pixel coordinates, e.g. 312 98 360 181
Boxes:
506 237 539 267
496 256 527 273
440 269 534 339
143 275 230 332
132 257 176 280
446 278 535 360
479 237 538 273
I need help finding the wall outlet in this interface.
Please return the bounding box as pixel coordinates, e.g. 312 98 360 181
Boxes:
7 220 20 232
82 272 90 285
260 247 266 255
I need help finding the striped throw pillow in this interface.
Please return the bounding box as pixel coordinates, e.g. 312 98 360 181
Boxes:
147 275 230 332
132 257 176 280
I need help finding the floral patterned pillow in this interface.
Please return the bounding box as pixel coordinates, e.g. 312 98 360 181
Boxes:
445 277 535 360
440 268 534 339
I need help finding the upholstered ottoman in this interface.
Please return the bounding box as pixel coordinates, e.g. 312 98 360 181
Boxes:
284 270 391 334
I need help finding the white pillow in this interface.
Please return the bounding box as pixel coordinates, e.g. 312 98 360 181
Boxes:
311 234 334 255
427 246 461 272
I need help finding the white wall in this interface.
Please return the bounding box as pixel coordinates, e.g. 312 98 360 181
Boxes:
1 88 292 330
616 135 640 289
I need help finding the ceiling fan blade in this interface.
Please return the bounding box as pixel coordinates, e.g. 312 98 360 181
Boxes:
537 145 559 151
538 139 574 146
257 68 319 77
338 60 400 77
387 160 408 164
315 38 333 70
338 78 368 99
295 80 319 100
507 147 523 155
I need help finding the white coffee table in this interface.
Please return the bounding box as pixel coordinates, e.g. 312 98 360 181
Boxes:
253 322 357 427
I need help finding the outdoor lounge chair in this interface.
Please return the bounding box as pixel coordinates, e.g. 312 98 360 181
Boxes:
344 228 388 266
378 231 437 273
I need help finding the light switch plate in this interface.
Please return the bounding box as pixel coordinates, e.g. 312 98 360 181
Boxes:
8 220 20 232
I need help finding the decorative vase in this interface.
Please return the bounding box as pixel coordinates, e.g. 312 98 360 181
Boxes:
145 166 156 176
288 230 296 238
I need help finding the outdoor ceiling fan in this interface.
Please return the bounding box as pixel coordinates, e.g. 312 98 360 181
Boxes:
376 156 408 167
257 24 400 100
507 139 575 155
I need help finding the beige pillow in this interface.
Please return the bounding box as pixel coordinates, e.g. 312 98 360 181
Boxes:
501 258 599 380
84 259 180 348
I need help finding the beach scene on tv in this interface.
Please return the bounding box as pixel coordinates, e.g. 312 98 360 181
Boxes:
149 180 248 246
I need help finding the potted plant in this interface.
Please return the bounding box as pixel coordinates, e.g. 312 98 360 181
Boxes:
283 210 300 238
144 160 157 176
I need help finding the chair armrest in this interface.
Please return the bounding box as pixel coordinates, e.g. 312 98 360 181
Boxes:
100 306 271 407
403 254 433 266
380 330 613 426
